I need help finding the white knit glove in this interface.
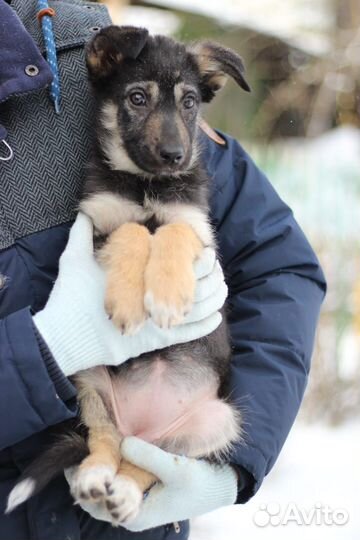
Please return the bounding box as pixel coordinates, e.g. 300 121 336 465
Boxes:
65 437 238 531
33 213 227 376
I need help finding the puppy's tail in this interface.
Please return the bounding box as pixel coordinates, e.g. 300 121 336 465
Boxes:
6 433 88 514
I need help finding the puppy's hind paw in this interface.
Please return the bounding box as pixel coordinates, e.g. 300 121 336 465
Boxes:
105 475 142 526
71 465 116 504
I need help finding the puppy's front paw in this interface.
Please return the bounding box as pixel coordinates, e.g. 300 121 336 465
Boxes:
105 278 147 335
104 474 142 526
99 223 151 335
71 465 116 503
144 260 195 328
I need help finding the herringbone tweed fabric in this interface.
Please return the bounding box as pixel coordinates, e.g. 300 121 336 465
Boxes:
0 0 111 250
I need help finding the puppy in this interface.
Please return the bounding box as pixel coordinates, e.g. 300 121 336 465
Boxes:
7 26 250 525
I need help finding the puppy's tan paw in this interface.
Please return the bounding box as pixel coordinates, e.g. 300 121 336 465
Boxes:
105 280 147 335
104 474 142 526
99 223 151 334
144 223 202 328
144 260 195 328
71 465 116 503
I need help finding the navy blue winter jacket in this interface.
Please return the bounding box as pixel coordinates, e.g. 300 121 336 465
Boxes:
0 1 326 539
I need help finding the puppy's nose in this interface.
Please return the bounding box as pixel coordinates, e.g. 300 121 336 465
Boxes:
159 146 184 165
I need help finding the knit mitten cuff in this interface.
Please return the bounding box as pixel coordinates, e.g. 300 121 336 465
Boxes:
33 304 108 376
197 463 238 514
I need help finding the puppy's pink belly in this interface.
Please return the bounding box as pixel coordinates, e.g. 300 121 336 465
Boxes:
98 361 218 443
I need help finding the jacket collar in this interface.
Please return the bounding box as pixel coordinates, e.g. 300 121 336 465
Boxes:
0 0 52 107
0 0 52 146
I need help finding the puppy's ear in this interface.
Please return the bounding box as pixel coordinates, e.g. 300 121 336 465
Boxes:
189 41 250 102
86 25 149 79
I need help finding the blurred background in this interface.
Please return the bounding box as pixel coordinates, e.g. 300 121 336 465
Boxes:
99 0 360 537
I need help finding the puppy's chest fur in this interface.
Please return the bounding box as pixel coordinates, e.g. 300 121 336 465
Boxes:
80 160 214 245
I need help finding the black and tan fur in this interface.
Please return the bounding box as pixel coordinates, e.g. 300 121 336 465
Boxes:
7 26 250 525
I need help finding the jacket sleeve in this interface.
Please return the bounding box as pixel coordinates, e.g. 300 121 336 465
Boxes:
209 135 326 502
0 308 77 451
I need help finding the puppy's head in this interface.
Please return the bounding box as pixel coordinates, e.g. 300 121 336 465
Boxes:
86 26 250 176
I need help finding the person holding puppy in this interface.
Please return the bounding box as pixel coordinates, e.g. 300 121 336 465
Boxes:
0 1 326 539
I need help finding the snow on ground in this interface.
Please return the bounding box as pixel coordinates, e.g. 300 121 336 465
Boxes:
190 420 360 540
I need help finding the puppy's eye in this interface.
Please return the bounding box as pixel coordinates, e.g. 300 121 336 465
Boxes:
183 94 196 109
129 91 147 107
